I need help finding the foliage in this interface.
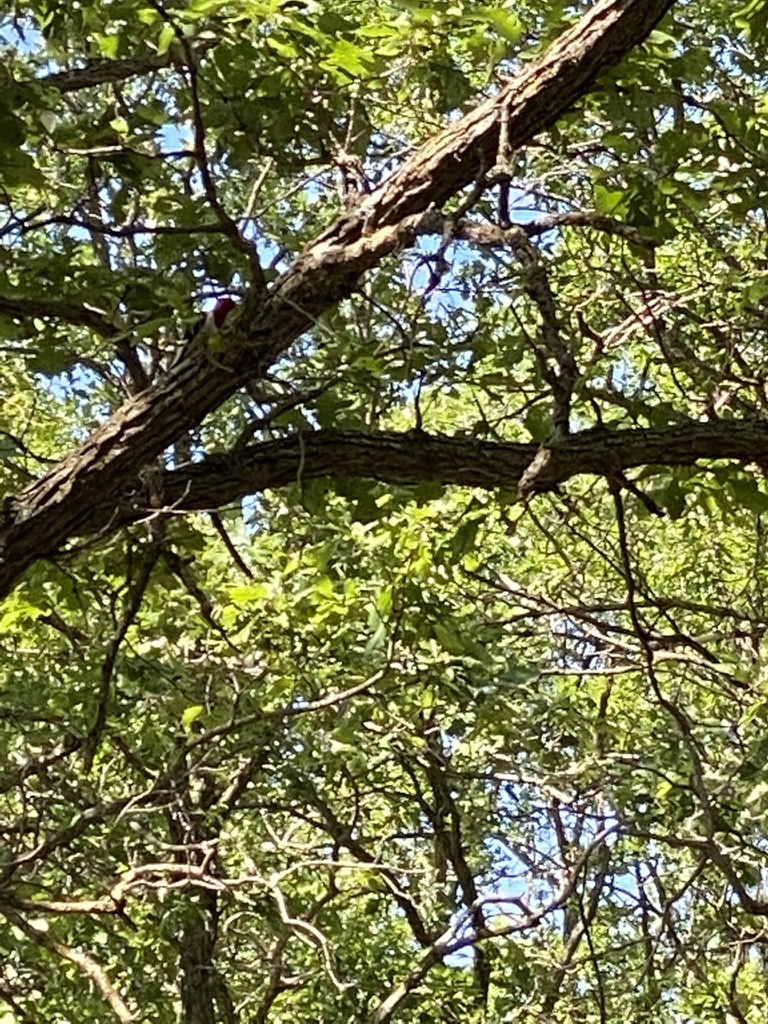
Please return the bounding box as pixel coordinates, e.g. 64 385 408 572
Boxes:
3 0 768 1022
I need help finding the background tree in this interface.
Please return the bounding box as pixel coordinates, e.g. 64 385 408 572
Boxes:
4 0 768 1020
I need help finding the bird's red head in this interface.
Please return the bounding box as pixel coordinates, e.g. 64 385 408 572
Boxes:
212 296 237 328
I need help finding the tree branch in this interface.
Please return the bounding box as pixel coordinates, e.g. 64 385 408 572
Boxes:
35 418 762 539
36 41 215 93
156 419 768 513
415 208 658 250
0 907 136 1023
0 295 119 338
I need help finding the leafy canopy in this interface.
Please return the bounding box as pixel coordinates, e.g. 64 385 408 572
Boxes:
3 0 768 1022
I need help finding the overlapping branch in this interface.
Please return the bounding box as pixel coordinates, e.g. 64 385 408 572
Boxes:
150 419 768 518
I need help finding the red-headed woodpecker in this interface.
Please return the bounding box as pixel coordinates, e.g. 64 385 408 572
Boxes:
195 296 237 340
169 297 238 371
211 296 237 328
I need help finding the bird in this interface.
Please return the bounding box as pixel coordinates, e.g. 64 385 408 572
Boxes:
169 296 238 371
195 296 237 340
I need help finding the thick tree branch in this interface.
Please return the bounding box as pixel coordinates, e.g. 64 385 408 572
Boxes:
314 0 676 242
0 296 119 338
0 0 678 599
36 41 215 93
63 418 768 533
416 209 658 249
166 419 768 499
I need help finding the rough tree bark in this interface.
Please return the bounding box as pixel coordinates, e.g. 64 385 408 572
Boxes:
0 0 678 599
56 420 768 538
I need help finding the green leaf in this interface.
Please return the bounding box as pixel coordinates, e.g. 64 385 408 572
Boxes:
39 110 58 134
593 183 627 215
323 39 375 78
476 7 522 43
364 620 387 654
181 705 205 731
450 519 480 556
229 583 270 605
97 34 120 57
157 23 176 55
